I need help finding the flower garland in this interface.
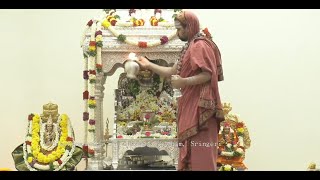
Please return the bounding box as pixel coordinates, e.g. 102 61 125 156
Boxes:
23 114 75 171
101 19 176 48
80 20 93 47
80 10 177 48
89 9 176 48
99 18 212 48
82 18 104 158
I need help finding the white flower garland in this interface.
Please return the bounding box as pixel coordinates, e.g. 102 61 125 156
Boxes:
96 21 102 65
83 49 89 147
80 20 177 48
105 24 177 47
87 20 98 152
81 18 102 158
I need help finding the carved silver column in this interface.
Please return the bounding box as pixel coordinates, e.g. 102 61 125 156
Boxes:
111 139 119 170
87 73 107 170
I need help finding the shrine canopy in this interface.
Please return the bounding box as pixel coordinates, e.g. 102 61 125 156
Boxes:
80 9 185 76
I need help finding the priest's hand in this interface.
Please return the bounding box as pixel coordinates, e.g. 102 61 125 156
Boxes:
171 75 187 89
137 56 151 69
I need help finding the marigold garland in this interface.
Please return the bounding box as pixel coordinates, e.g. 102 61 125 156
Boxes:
23 114 75 171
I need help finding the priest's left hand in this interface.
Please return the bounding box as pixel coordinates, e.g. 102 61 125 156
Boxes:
171 75 186 89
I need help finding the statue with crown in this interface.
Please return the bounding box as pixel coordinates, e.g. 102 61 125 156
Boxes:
11 102 83 171
217 102 251 171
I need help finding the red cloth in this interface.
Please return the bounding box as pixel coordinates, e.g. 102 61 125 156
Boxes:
176 11 223 171
178 119 218 171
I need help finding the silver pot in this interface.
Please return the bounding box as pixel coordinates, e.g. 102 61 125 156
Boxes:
124 59 140 79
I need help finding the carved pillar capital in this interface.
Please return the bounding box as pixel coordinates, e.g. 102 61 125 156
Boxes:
95 73 106 99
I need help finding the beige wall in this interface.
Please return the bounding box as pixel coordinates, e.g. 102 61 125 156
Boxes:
0 9 319 171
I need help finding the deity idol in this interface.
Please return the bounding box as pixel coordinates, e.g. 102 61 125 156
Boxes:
12 102 83 171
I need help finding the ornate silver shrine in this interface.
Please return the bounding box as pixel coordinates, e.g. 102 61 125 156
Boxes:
82 10 185 170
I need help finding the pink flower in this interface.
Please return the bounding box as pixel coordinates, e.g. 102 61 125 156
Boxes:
89 119 96 125
28 114 34 121
82 145 89 155
160 36 168 45
145 132 151 137
145 113 151 119
129 9 136 16
83 91 89 100
83 112 89 121
161 132 169 135
154 9 162 15
83 70 89 80
88 149 95 155
95 30 102 37
110 19 117 26
87 20 93 27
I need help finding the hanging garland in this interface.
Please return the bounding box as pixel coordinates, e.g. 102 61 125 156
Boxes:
80 10 177 48
101 19 176 48
81 18 103 159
